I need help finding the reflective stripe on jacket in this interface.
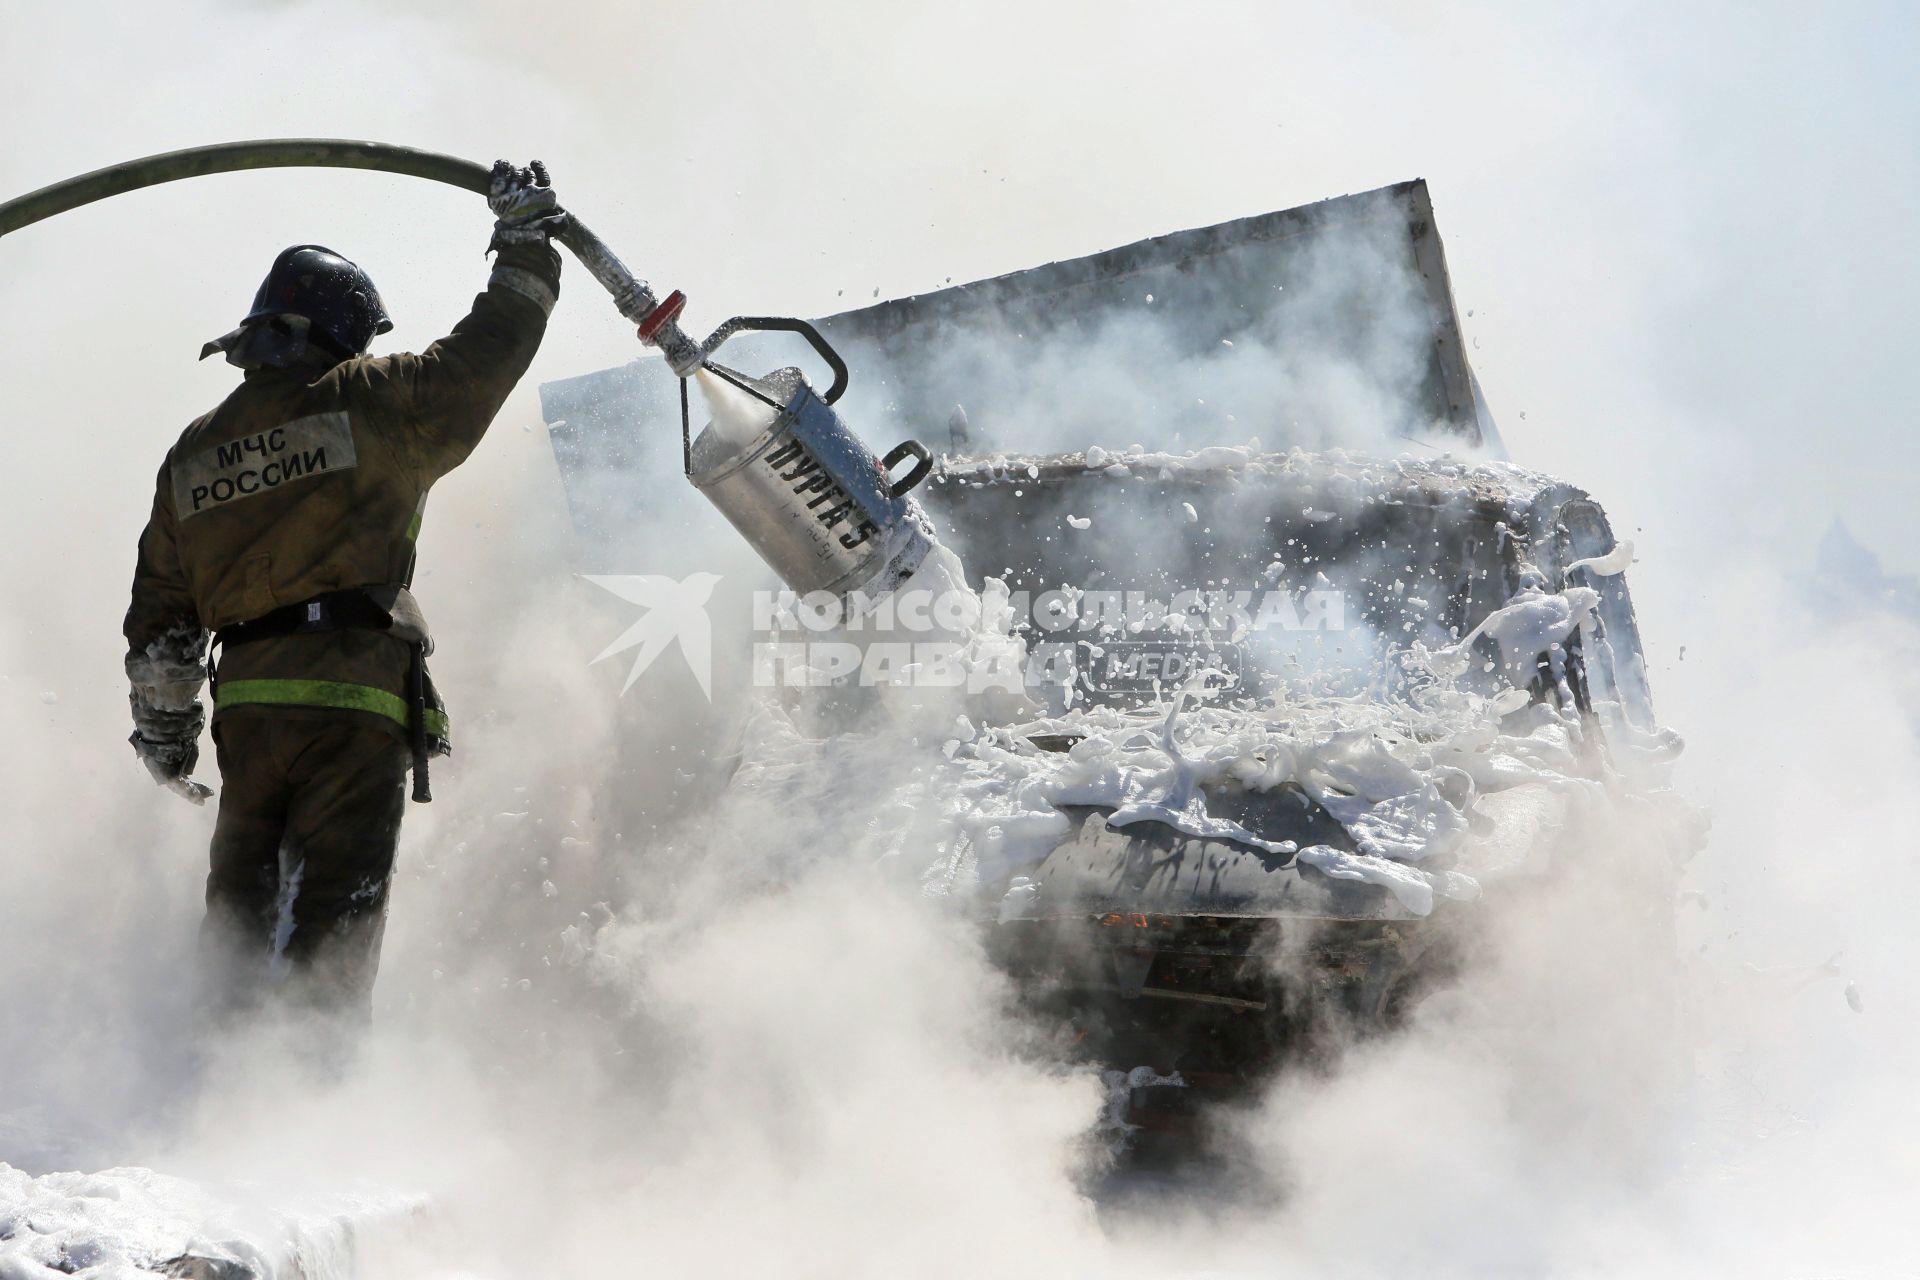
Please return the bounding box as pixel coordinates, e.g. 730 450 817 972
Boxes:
215 676 449 741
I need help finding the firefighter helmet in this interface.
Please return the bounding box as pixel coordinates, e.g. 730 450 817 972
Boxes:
243 245 393 358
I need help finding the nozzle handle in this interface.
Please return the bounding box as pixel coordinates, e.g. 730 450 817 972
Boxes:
699 316 850 405
882 440 934 498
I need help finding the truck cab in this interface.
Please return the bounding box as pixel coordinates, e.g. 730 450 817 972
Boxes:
539 180 1659 1150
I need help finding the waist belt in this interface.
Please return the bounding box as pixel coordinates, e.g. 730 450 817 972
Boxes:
214 588 398 646
211 586 437 804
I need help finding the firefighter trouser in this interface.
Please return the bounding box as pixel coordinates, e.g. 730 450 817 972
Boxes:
199 713 409 1027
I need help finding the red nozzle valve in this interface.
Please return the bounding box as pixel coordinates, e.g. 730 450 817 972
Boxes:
637 290 687 343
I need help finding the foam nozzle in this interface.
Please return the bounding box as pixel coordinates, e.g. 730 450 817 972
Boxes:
637 290 704 378
655 326 704 378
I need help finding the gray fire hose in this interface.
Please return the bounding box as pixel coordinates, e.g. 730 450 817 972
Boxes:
0 139 677 330
0 137 850 397
0 139 497 232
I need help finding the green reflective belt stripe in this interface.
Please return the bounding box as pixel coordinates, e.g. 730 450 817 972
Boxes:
216 678 448 738
406 512 423 541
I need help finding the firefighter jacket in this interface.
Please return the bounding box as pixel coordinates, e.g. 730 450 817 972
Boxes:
124 242 562 749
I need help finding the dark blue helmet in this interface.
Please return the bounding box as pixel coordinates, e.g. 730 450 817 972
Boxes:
244 245 392 358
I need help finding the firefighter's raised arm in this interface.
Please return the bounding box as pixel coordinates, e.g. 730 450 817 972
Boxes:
341 160 567 483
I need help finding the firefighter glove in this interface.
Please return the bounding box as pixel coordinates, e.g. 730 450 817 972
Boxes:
127 622 213 804
129 716 211 804
488 159 568 248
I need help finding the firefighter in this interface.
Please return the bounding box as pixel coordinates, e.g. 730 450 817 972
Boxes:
123 160 567 1027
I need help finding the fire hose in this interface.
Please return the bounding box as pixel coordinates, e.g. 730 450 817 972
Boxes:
0 138 850 412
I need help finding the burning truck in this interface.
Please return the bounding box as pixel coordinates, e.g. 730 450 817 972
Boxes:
540 180 1667 1149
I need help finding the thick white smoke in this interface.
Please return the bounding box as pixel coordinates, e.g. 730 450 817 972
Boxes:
3 1 1917 1277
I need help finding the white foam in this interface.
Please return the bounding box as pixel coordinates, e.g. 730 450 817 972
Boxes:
693 368 779 448
0 1163 414 1279
1568 540 1635 577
